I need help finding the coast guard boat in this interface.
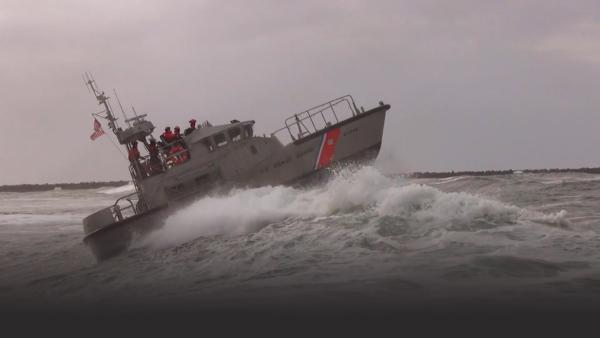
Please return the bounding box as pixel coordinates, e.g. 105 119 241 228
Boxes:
82 75 391 261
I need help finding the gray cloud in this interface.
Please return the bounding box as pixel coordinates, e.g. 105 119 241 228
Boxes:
1 0 600 184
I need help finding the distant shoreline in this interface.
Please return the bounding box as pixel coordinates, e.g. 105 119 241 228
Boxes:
0 181 130 193
408 167 600 179
2 167 600 192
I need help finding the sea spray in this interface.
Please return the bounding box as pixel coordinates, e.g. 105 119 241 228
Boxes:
97 183 135 195
142 166 569 248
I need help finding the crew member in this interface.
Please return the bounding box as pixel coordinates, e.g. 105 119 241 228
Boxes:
128 142 141 162
128 141 144 178
167 143 182 167
147 139 160 159
184 119 196 136
162 127 175 144
147 139 163 174
174 126 182 141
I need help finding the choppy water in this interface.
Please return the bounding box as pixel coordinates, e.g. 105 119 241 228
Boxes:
2 166 600 312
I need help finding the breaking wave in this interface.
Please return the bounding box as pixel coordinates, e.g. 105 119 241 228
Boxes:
144 166 569 248
97 183 135 195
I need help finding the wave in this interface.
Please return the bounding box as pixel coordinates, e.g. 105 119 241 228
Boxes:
0 213 83 227
429 175 471 184
520 209 570 227
143 166 570 248
537 174 600 186
97 183 135 195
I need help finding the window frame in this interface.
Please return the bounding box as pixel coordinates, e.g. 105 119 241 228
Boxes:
213 133 228 148
243 125 254 139
228 127 242 142
201 137 215 152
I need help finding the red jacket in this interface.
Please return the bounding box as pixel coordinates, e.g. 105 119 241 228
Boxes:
128 147 140 162
162 131 176 143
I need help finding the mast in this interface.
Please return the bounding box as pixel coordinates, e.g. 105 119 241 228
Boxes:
83 73 155 146
83 73 155 212
83 72 120 134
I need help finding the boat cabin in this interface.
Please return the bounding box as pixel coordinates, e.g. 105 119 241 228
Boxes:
128 120 256 181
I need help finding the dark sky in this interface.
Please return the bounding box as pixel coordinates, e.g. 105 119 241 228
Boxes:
2 0 600 184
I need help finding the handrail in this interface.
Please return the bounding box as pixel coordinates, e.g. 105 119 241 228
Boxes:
113 192 139 209
271 95 359 144
110 192 140 222
283 95 357 129
128 140 191 180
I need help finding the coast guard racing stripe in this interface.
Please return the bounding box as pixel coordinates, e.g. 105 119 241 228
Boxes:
314 128 341 170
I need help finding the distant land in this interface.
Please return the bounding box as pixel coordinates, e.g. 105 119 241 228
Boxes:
0 181 130 193
2 167 600 192
408 167 600 179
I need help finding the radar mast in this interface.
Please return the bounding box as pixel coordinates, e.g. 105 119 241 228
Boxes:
83 73 155 145
83 72 120 134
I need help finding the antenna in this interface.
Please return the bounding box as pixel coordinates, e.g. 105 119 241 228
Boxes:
131 105 139 117
83 72 100 97
113 88 131 126
82 72 119 133
82 74 92 94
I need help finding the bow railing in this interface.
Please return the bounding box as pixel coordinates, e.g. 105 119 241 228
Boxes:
271 95 359 145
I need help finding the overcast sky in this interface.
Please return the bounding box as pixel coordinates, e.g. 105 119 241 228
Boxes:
1 0 600 185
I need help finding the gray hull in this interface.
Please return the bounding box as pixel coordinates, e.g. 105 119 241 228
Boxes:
244 104 388 187
83 103 389 261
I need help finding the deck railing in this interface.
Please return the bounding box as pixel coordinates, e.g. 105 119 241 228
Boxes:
128 143 191 181
110 192 140 222
271 95 360 145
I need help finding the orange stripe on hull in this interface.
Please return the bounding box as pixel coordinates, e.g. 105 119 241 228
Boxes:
315 128 341 170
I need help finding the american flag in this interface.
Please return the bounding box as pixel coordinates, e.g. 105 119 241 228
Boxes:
90 118 105 141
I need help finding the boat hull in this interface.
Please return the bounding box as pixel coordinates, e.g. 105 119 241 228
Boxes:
83 207 168 261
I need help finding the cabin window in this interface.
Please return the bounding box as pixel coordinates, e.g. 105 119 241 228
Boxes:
250 145 258 154
228 127 242 142
244 125 254 138
214 133 228 148
201 138 215 152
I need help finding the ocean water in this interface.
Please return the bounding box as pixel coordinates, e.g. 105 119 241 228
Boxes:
2 166 600 314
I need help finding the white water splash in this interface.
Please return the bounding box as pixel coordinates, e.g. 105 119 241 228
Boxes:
97 183 135 195
143 166 570 248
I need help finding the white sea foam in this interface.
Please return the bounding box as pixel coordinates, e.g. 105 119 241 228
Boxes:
520 209 570 227
97 183 135 195
144 166 569 248
429 175 470 184
538 174 600 185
